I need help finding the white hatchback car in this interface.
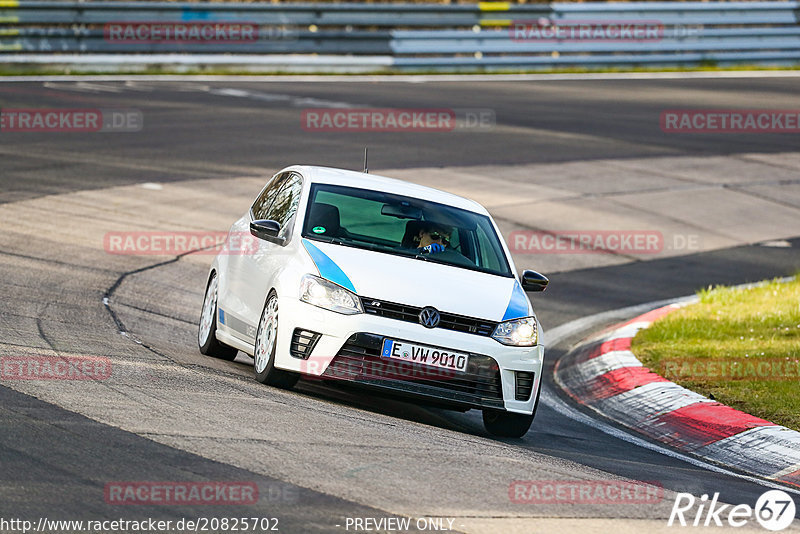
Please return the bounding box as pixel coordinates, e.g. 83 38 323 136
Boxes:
198 165 548 437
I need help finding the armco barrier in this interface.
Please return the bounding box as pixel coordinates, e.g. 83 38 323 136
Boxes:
1 1 799 71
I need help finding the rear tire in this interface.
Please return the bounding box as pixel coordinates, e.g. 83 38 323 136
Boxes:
254 291 299 389
482 409 534 438
198 272 238 361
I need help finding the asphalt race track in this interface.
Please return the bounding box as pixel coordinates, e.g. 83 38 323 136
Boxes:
1 76 799 533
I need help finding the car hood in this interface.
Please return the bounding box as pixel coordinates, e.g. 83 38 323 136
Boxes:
302 239 531 322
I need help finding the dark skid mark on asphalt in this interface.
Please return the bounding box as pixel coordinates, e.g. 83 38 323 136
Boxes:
0 386 435 532
3 79 800 204
3 78 800 524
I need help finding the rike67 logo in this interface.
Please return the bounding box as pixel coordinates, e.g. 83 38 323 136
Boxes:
669 490 796 531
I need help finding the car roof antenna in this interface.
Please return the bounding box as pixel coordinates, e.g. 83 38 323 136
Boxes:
363 147 369 174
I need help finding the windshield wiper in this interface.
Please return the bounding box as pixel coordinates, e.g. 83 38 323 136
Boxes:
309 235 345 246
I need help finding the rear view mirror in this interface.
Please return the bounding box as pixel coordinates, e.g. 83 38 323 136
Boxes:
250 219 285 245
521 270 549 292
381 203 423 220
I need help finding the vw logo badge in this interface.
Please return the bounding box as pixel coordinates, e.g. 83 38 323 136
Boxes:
419 307 440 329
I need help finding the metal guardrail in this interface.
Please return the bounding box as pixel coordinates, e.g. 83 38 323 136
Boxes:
1 1 799 71
0 2 551 26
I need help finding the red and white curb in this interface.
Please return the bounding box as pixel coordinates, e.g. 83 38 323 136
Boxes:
554 304 800 489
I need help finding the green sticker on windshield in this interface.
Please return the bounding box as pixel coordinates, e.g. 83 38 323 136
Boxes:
312 226 326 234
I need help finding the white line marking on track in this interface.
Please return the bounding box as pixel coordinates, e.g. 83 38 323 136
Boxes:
205 87 357 108
7 70 800 84
771 463 800 480
43 81 124 93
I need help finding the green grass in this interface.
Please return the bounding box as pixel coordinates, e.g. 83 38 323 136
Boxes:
631 277 800 431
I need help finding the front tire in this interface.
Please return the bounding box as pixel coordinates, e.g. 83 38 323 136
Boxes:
254 291 299 389
482 409 534 438
198 272 238 361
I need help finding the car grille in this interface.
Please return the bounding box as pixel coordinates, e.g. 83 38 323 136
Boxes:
361 297 498 337
290 328 321 359
321 333 505 409
514 371 535 401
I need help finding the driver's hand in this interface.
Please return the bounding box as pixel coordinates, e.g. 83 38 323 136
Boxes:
422 243 445 254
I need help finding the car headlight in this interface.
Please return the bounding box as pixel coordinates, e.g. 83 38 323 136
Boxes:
299 274 363 315
492 316 538 346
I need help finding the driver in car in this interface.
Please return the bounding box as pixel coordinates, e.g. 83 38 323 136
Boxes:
415 223 453 255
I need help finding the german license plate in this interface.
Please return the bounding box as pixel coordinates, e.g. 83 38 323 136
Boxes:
380 339 469 372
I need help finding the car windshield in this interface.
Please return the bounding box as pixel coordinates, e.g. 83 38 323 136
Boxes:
301 183 513 277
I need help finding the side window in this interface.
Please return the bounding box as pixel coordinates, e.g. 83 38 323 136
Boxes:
266 173 303 238
251 173 290 220
475 224 503 272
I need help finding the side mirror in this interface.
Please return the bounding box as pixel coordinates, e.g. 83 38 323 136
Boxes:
250 219 285 245
521 270 549 292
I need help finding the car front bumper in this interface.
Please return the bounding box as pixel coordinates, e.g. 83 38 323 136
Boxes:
275 297 544 415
